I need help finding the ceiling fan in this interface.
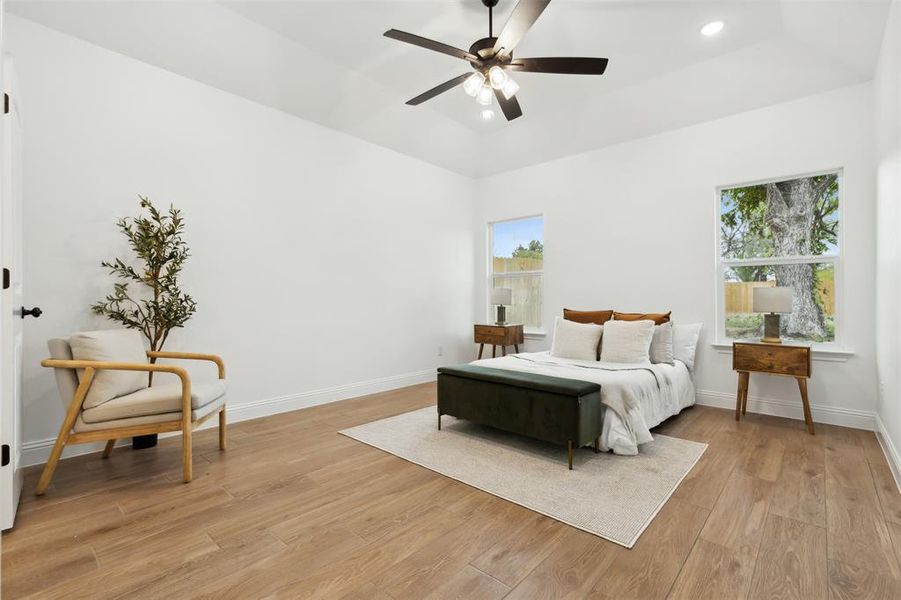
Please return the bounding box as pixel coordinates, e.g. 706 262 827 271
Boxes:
383 0 609 122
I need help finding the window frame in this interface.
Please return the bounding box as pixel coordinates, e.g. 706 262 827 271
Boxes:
714 168 845 350
487 214 545 334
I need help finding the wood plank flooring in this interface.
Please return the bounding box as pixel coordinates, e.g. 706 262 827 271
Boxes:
2 382 900 599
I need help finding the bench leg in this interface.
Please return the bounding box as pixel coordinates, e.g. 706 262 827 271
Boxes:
438 413 442 431
567 440 573 470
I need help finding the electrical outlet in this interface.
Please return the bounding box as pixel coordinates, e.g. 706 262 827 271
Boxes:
437 345 443 357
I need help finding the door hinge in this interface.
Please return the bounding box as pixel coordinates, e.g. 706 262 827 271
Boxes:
2 268 8 289
1 444 9 467
3 93 8 115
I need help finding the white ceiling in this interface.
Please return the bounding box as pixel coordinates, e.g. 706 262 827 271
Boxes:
7 0 893 177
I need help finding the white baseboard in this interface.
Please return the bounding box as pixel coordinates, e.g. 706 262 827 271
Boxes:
694 389 876 431
20 368 437 468
875 413 901 494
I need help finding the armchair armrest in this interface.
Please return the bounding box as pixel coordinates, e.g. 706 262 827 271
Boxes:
41 359 192 416
146 351 226 379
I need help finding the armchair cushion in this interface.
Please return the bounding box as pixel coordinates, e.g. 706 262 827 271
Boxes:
47 339 79 412
69 329 148 409
81 380 227 424
74 395 225 432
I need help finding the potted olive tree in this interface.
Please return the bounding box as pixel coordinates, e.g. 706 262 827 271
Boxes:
92 197 197 448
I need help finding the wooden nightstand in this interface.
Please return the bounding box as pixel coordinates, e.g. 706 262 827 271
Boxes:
474 324 524 359
732 340 814 434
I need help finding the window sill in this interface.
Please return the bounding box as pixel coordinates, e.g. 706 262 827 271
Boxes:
711 341 854 363
524 330 546 340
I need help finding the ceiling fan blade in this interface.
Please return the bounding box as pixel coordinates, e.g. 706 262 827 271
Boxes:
406 73 473 106
384 29 481 63
509 57 609 75
493 88 523 121
492 0 552 57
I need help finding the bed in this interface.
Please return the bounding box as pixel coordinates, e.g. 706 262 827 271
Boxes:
470 351 696 456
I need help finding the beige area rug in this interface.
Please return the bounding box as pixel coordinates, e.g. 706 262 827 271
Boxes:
340 407 707 548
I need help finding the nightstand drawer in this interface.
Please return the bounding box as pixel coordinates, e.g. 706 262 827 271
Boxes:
733 343 810 377
475 325 507 338
478 335 507 345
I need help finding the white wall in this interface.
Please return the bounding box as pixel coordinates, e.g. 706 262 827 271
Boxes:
7 16 476 463
875 0 901 481
475 83 878 428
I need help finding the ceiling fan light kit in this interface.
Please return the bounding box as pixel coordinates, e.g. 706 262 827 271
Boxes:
476 84 494 106
464 72 485 96
384 0 609 122
488 65 508 89
501 78 520 100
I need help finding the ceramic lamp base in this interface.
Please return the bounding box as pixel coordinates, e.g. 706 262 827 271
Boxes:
761 313 782 344
495 305 506 326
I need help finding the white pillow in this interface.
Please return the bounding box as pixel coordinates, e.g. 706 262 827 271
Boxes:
69 329 147 408
600 320 655 364
550 316 603 361
672 322 703 370
649 322 675 365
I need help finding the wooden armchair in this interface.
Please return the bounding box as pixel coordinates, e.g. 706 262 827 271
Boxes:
37 330 227 496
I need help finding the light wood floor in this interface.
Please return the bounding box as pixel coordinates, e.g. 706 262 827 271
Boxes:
3 382 901 599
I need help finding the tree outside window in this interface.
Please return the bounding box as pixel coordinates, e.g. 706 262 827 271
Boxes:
719 172 840 343
490 216 544 330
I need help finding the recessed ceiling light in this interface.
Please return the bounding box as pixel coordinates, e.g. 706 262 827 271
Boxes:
701 20 724 36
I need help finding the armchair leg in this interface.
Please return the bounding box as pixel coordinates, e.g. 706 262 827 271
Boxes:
218 408 227 451
37 367 95 496
36 434 68 496
182 424 193 483
102 440 116 459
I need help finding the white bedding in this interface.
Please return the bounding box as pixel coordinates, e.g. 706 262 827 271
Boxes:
471 351 696 456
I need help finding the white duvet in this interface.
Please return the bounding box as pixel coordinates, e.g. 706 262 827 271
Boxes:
471 351 696 456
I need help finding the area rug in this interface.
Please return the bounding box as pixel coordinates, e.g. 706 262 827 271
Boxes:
340 407 707 548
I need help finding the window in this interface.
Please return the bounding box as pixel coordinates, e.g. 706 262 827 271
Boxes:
718 171 840 344
489 215 544 331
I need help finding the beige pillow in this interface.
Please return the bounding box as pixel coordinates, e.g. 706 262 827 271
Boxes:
550 316 603 361
649 322 675 365
69 329 147 408
599 320 656 364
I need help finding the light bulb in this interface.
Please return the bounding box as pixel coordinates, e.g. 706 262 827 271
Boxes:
488 66 508 90
476 84 493 106
501 77 520 100
700 20 724 36
480 109 495 121
463 72 485 97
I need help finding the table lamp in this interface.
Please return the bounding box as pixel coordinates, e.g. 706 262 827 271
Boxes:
753 286 793 344
490 288 513 325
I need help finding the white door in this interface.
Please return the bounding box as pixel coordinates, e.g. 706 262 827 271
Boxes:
0 54 27 531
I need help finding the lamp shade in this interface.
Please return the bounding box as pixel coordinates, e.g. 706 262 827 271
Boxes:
753 286 793 314
490 288 513 306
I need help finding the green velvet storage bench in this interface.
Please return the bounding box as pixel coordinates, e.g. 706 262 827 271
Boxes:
436 365 603 469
